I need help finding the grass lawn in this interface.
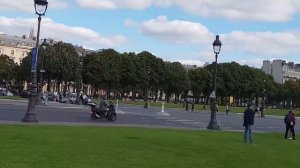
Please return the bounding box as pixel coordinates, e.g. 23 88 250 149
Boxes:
117 100 300 116
0 96 26 100
1 96 299 116
0 125 299 168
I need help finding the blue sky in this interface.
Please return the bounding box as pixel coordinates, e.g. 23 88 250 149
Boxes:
1 0 300 68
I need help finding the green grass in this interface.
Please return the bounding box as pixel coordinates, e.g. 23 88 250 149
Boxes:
0 125 299 168
0 96 26 100
1 96 298 116
116 100 300 116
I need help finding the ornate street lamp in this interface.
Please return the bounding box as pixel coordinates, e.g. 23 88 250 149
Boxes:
22 0 48 122
261 79 266 117
207 35 222 130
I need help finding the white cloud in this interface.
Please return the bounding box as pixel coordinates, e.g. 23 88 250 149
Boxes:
141 16 213 44
237 58 264 68
76 0 300 22
171 0 297 22
138 16 300 60
76 0 152 10
222 31 300 56
177 59 205 67
0 0 69 12
0 16 128 48
124 19 138 28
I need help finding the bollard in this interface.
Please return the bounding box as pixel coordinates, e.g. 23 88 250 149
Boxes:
161 102 165 113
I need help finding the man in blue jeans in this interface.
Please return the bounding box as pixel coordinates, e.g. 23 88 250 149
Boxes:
243 103 255 144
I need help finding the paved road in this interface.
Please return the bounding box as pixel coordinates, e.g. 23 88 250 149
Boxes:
0 99 299 133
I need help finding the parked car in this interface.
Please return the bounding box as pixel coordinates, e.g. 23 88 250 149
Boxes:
59 96 67 103
47 93 56 101
0 88 7 96
6 91 13 96
69 93 77 104
19 90 30 98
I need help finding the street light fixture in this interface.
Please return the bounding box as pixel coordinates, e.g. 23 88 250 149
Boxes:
22 0 48 122
207 35 222 130
261 79 266 117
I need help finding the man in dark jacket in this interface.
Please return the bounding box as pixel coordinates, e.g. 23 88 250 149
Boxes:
243 103 255 144
284 111 296 140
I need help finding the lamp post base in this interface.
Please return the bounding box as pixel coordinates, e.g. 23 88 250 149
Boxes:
23 101 38 123
144 101 149 108
207 121 220 130
22 113 38 123
23 83 39 123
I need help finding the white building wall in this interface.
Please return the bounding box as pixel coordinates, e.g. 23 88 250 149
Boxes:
271 60 285 84
263 59 300 84
262 60 271 75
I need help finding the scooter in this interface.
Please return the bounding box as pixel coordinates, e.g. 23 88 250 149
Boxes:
89 103 117 121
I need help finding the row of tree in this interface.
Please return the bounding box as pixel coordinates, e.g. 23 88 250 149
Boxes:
0 41 299 107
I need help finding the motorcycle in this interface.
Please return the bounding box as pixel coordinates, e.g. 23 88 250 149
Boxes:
89 103 117 121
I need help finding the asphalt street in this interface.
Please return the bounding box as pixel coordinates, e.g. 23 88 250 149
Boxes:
0 99 298 133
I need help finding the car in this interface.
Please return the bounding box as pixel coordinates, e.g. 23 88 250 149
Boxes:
19 90 30 98
69 93 77 104
59 97 67 103
0 88 7 96
6 91 13 96
47 93 56 101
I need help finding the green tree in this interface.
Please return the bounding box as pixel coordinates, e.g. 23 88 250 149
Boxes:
163 62 189 103
44 42 79 93
0 55 18 90
188 67 211 103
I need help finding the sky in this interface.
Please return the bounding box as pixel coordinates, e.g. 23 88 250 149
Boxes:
1 0 300 68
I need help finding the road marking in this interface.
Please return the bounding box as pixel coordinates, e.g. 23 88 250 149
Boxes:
172 119 194 122
59 107 87 109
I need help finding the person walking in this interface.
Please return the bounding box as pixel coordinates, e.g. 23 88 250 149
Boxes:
226 103 230 114
185 100 189 111
243 103 255 144
284 111 296 140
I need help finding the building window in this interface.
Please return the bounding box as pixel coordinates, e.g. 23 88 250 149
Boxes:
11 50 14 55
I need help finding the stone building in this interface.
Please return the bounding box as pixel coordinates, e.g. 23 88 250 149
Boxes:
262 59 300 84
0 33 36 64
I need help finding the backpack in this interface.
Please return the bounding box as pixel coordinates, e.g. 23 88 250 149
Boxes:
284 115 290 125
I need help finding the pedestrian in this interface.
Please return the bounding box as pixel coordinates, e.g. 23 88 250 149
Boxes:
185 100 189 111
78 94 82 104
284 111 296 140
243 103 255 144
191 102 194 111
226 103 229 114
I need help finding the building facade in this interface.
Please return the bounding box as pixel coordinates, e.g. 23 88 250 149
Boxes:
262 59 300 84
0 33 36 65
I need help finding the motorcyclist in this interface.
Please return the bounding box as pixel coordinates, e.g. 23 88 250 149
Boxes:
99 98 108 111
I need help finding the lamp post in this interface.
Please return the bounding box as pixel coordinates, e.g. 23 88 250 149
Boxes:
22 0 48 122
261 79 266 117
144 69 151 108
207 35 222 130
37 38 48 104
75 57 83 104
